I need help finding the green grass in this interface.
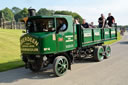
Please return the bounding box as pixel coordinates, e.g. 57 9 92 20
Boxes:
0 28 24 72
104 32 122 45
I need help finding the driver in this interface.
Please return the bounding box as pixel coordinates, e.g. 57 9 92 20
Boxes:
57 19 67 31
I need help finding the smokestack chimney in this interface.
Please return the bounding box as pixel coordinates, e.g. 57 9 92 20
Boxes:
28 8 36 16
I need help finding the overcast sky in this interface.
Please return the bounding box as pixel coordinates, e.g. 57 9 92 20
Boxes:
0 0 128 25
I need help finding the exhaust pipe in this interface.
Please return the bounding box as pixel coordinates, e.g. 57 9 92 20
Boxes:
28 8 36 17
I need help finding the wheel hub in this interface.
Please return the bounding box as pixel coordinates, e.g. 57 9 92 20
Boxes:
62 64 66 69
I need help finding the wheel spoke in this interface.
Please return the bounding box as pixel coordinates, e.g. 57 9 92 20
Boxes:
58 67 63 72
58 62 62 66
63 68 66 73
60 59 63 64
63 59 67 64
60 68 64 73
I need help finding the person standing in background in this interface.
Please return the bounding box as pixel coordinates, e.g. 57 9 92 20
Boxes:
98 14 106 28
107 13 115 27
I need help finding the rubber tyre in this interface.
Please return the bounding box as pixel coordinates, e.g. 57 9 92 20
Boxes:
53 56 69 77
103 45 111 59
93 46 104 62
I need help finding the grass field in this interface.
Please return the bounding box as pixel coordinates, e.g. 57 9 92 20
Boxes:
0 29 122 72
0 29 24 72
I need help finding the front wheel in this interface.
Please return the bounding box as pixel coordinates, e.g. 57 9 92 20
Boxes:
53 56 69 77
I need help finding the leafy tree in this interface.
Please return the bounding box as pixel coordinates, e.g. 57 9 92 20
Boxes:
14 8 28 21
124 25 128 28
12 7 21 15
0 7 83 23
55 11 83 23
0 7 14 21
37 8 54 16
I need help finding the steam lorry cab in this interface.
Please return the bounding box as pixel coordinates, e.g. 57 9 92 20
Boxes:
20 15 117 77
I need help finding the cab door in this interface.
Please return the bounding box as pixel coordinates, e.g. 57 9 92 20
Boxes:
56 32 65 52
55 17 75 52
56 18 66 52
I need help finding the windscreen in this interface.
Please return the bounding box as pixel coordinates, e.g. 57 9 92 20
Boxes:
27 18 55 33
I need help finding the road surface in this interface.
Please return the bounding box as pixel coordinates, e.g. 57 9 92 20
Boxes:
0 33 128 85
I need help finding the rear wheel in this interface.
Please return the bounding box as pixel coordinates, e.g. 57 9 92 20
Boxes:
53 56 69 77
103 45 111 59
93 46 104 61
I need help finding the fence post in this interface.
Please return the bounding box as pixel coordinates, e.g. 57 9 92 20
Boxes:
0 19 25 29
11 21 13 29
3 19 5 29
0 18 2 28
0 18 4 28
14 21 16 29
19 22 21 29
0 12 5 29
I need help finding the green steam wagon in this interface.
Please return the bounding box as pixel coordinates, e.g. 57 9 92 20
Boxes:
20 9 117 77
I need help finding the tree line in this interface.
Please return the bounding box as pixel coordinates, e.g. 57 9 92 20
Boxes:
0 7 83 23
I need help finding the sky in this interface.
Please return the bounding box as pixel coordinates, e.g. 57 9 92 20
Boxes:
0 0 128 25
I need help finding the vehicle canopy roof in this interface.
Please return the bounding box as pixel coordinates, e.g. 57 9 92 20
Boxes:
28 15 73 20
